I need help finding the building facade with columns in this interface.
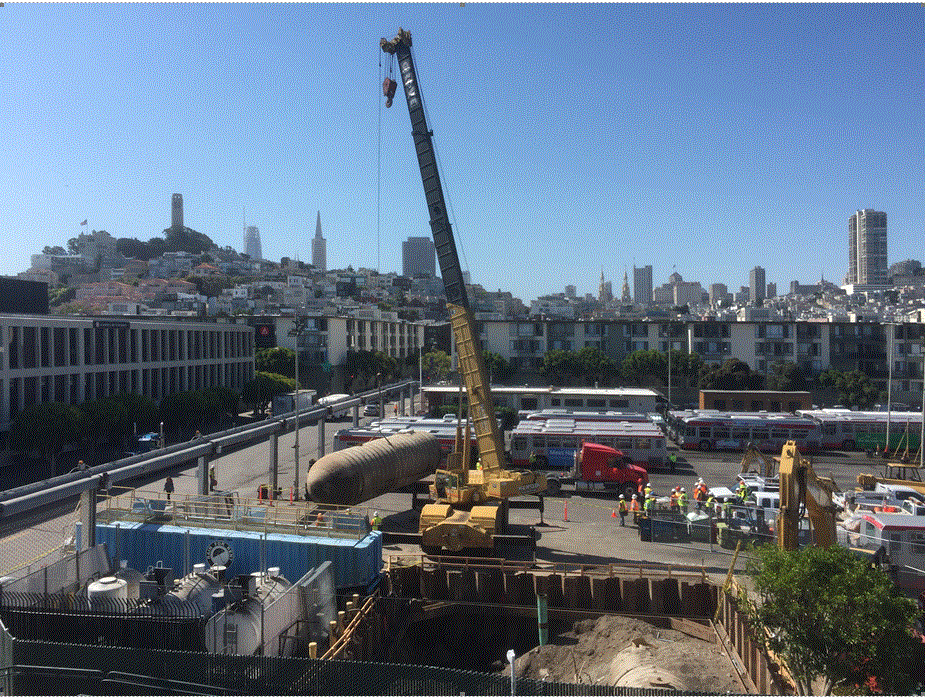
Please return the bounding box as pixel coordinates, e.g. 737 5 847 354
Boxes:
0 315 255 432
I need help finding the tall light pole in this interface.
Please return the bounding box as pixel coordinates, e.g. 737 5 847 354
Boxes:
418 340 423 416
289 316 308 501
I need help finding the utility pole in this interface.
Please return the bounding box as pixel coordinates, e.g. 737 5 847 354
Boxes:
289 315 308 501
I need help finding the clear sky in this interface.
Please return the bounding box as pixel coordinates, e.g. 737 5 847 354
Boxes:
3 3 923 303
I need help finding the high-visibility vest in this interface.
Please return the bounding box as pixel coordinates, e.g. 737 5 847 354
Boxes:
644 486 652 498
619 500 628 513
644 498 653 513
678 493 688 508
630 500 640 512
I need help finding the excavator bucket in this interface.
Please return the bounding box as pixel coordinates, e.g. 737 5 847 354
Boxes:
419 503 500 553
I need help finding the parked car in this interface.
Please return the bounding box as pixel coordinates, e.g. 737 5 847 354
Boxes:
363 404 380 417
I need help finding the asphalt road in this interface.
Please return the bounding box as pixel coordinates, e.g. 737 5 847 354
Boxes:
0 405 891 585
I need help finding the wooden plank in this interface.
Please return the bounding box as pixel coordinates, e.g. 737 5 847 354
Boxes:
669 617 714 643
713 621 757 694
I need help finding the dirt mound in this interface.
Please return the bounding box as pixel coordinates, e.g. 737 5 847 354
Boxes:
506 615 743 693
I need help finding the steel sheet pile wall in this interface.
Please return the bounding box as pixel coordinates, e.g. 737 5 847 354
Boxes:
96 523 382 590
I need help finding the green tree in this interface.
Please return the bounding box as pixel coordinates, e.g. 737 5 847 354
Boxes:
9 402 83 471
766 360 807 392
421 350 451 384
49 287 75 307
241 372 296 417
819 369 878 409
621 349 666 385
78 398 129 455
574 346 617 386
110 392 159 438
541 349 578 385
743 544 921 695
699 358 765 391
483 350 514 383
255 346 297 379
42 245 66 255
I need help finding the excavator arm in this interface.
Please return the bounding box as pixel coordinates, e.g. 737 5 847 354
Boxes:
776 441 838 550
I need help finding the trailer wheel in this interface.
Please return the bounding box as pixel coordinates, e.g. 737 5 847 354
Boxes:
546 478 561 495
623 483 637 500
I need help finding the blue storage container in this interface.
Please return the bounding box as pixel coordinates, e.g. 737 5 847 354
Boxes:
96 522 382 590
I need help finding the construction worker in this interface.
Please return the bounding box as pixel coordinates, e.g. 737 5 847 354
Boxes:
618 495 628 527
736 480 749 503
643 483 652 499
705 491 716 516
668 451 678 472
678 487 688 513
630 494 640 525
722 497 732 523
476 457 483 470
643 493 654 516
669 486 679 513
371 511 382 530
693 479 705 510
529 450 538 468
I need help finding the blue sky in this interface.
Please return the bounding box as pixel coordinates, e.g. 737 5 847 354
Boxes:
3 3 923 303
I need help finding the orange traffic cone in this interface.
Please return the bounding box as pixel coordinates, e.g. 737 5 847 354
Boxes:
563 500 569 522
612 508 617 518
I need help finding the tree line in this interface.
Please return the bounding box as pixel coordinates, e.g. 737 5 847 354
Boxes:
534 347 880 409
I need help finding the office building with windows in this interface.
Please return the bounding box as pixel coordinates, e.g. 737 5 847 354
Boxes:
848 210 888 285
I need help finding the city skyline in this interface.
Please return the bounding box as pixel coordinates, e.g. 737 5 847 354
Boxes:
3 4 923 302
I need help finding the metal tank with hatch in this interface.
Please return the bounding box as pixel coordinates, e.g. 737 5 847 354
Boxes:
205 567 293 656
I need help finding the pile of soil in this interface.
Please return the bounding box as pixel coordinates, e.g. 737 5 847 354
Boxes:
504 614 744 693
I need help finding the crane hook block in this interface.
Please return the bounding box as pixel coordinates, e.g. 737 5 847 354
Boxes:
383 78 397 108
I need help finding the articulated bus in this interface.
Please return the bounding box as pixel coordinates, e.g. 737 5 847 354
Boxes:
508 419 667 470
796 409 923 452
668 410 822 453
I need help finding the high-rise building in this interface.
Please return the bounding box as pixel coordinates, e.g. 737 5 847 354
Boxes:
633 265 652 306
709 283 728 307
848 210 888 285
598 270 612 304
244 226 262 261
766 282 776 299
749 266 766 304
402 236 436 277
564 284 576 298
312 212 327 272
171 194 183 231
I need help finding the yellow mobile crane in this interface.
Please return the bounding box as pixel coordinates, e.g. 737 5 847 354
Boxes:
381 29 546 554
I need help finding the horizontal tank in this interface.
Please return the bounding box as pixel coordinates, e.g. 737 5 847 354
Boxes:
204 569 293 656
307 431 442 506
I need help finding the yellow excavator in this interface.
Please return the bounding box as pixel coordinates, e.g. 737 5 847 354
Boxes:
776 441 839 550
381 29 546 554
739 441 778 480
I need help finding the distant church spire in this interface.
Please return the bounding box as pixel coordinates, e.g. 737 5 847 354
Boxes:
621 269 632 303
312 211 327 272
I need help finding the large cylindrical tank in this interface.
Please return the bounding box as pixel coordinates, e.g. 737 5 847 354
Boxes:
204 570 293 655
88 576 128 611
306 431 442 506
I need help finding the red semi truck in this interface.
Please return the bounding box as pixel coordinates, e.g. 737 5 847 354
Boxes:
544 442 649 498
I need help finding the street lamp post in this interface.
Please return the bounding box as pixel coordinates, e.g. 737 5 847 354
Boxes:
418 341 423 416
289 316 308 501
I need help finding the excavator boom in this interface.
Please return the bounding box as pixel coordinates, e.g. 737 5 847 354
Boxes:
776 440 838 550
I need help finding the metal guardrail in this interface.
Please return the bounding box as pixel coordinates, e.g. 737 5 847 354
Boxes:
0 380 418 523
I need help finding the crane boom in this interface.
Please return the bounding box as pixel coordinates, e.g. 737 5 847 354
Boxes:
381 28 505 473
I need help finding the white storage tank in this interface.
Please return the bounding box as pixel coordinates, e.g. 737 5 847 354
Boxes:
204 569 293 656
88 576 128 610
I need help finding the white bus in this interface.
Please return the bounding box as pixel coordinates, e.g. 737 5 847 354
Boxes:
508 419 667 470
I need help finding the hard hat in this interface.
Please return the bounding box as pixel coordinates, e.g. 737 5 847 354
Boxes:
680 487 685 492
632 494 637 499
374 511 379 517
724 497 730 503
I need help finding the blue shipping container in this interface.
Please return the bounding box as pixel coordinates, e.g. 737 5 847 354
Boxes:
96 522 382 590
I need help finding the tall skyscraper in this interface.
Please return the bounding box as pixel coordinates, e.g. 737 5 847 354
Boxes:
171 194 183 231
848 209 888 285
312 212 327 272
598 270 612 304
749 266 766 304
633 265 653 306
402 236 436 277
244 226 262 261
564 284 576 298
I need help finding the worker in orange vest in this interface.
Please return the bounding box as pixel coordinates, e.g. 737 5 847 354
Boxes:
630 494 641 525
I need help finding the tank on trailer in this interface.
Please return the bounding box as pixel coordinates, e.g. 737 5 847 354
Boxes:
306 430 442 506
